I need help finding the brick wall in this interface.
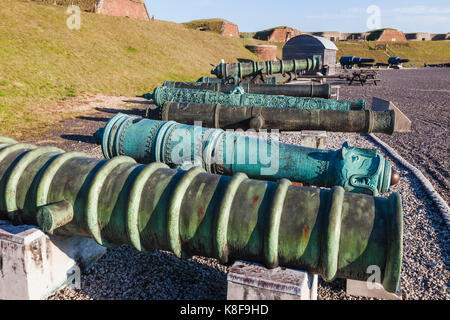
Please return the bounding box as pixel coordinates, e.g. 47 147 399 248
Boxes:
378 30 406 41
220 22 239 38
96 0 150 21
344 33 369 40
406 33 431 41
268 27 301 42
313 32 342 41
246 45 277 61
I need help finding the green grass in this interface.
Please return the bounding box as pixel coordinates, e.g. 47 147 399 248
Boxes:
0 1 259 138
30 0 97 12
182 18 228 34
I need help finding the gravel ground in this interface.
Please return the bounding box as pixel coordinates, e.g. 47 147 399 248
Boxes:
335 68 450 205
19 70 449 300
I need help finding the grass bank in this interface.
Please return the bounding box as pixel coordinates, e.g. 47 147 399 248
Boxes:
0 1 258 138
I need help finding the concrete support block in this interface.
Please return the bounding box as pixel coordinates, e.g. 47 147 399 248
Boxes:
0 220 106 300
331 85 340 100
227 261 318 300
346 279 402 300
372 97 411 132
300 131 327 149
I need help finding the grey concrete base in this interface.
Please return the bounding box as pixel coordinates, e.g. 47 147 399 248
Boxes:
301 131 327 149
227 261 318 300
0 220 106 300
331 85 340 100
346 279 402 300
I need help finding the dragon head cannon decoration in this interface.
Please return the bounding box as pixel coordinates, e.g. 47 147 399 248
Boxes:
331 142 399 195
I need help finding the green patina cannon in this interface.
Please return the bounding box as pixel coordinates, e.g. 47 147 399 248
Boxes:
210 57 322 84
146 102 409 134
163 81 332 99
94 114 399 196
142 86 365 111
0 137 402 292
197 76 279 85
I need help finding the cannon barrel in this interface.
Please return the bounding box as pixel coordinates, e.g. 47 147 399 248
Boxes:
197 76 279 85
340 56 375 68
146 102 400 134
425 63 450 68
162 81 332 99
196 77 223 84
388 57 410 65
340 56 376 64
210 57 321 82
95 113 398 196
142 86 365 111
0 137 402 292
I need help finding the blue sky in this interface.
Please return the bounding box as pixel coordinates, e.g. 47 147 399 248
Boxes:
144 0 450 33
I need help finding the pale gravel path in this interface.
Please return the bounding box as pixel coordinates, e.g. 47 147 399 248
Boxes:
336 68 450 205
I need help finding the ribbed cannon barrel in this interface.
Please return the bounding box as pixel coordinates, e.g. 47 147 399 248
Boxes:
0 137 18 145
210 57 321 82
142 86 365 111
147 102 400 134
163 81 332 99
95 114 398 196
0 137 402 292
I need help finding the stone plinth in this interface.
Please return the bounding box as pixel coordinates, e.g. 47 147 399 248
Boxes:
227 261 318 300
0 220 106 300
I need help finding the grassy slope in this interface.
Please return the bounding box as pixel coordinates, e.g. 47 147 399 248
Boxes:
0 1 258 138
182 18 227 33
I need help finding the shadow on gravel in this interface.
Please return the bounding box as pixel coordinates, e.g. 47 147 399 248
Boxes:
77 116 110 122
122 100 153 105
95 107 144 116
61 134 97 145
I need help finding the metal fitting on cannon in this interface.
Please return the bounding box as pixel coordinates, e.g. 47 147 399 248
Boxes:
162 81 332 99
95 114 399 195
0 137 402 293
146 102 410 134
141 86 366 111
